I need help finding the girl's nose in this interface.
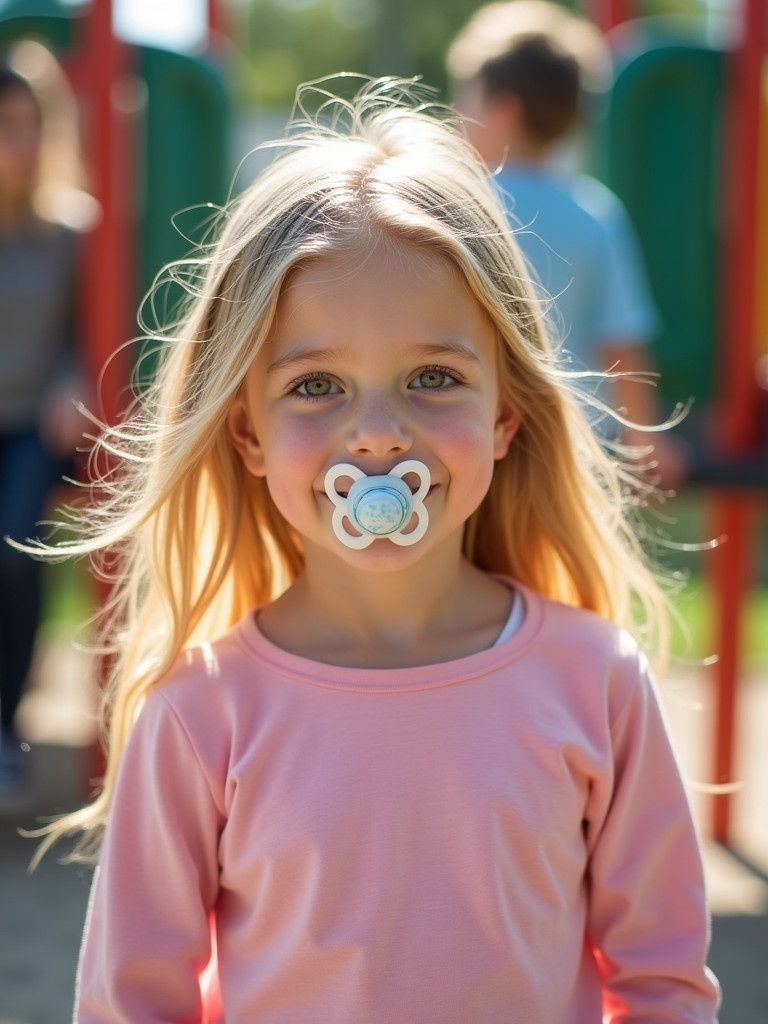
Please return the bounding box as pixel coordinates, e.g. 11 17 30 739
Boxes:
345 392 413 458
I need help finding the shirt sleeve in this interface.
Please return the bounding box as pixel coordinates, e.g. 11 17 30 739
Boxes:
74 690 225 1024
590 194 662 350
585 653 721 1022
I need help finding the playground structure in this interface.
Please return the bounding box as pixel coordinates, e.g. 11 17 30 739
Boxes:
591 0 768 844
0 0 229 419
0 0 765 845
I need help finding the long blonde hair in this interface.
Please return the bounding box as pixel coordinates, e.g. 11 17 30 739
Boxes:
26 77 668 863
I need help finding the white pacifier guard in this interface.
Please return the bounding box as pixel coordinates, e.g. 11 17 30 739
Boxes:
324 460 431 549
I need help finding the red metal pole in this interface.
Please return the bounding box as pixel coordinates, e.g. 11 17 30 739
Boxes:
78 0 135 428
585 0 633 33
75 0 137 791
207 0 228 42
716 2 765 451
710 0 767 843
710 497 753 842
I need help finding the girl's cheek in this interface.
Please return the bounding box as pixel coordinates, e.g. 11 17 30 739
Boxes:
434 415 496 459
264 416 330 477
277 415 328 451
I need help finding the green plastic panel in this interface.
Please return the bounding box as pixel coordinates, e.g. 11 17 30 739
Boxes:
0 2 75 48
133 46 230 380
137 45 229 302
594 29 724 407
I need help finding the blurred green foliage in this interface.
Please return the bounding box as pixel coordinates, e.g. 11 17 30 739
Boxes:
232 0 711 109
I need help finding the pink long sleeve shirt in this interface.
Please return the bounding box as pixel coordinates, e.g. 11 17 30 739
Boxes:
74 581 720 1022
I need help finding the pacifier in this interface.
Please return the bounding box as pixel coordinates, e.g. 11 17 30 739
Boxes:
323 460 431 549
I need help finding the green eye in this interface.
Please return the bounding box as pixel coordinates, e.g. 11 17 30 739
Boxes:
416 369 448 389
301 378 333 396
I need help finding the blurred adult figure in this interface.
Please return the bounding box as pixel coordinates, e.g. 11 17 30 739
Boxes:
0 42 92 804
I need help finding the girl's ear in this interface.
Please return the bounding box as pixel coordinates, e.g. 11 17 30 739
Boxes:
227 401 266 477
493 400 521 460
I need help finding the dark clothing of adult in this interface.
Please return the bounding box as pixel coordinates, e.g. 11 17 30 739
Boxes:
0 217 79 731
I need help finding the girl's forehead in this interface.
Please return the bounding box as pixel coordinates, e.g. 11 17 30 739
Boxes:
252 239 501 372
281 240 466 299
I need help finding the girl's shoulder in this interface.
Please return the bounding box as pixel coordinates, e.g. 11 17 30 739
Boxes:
511 580 653 715
130 613 268 777
511 579 642 659
153 611 263 708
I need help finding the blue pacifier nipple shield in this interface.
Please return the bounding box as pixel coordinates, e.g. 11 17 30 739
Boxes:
324 460 430 549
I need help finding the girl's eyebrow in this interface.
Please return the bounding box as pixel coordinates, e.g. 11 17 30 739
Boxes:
412 340 482 364
267 346 347 375
267 339 481 375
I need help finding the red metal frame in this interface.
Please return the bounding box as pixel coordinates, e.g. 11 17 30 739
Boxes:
585 0 766 843
75 0 135 427
709 0 767 842
207 0 227 42
717 1 765 451
586 0 633 33
64 0 137 789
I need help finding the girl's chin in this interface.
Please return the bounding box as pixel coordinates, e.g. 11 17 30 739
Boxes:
337 542 429 572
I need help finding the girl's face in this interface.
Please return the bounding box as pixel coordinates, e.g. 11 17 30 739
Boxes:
228 240 519 573
0 86 41 204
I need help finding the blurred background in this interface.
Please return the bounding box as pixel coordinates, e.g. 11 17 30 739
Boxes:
0 0 765 1021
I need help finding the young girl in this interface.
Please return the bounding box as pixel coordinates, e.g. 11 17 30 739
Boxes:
29 78 718 1022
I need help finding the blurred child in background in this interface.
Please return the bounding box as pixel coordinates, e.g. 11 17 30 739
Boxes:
448 0 688 487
